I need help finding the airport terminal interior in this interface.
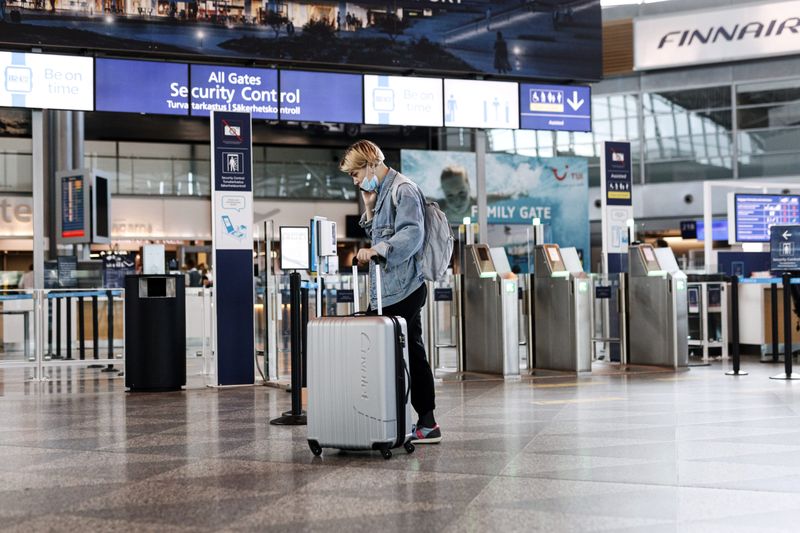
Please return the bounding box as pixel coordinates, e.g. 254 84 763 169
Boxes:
4 0 800 530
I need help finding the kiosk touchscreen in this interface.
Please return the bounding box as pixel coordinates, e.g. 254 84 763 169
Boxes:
533 244 592 372
628 244 688 369
462 244 520 378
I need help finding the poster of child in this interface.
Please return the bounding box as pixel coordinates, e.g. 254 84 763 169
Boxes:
400 150 477 224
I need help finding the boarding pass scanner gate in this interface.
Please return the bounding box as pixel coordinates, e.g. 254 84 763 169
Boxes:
533 244 592 373
628 244 689 369
462 244 520 378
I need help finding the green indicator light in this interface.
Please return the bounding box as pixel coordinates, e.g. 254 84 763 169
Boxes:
578 281 588 292
677 280 686 291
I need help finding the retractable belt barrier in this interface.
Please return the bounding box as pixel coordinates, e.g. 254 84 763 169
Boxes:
46 290 123 364
729 276 800 380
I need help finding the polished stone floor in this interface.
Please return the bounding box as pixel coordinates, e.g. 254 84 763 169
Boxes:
2 358 800 532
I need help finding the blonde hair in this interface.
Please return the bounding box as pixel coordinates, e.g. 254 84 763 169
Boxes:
339 140 385 173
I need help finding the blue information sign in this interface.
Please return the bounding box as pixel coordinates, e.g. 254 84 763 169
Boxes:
96 59 189 115
771 226 800 273
279 71 362 124
336 290 355 303
519 83 591 132
191 65 278 119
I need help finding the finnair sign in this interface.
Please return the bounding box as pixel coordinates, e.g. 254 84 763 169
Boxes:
634 0 800 70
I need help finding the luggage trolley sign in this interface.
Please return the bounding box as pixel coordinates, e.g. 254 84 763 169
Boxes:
770 225 800 273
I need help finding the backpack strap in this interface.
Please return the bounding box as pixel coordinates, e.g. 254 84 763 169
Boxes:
391 173 427 208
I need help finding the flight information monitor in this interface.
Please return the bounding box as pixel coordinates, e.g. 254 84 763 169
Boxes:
734 194 800 243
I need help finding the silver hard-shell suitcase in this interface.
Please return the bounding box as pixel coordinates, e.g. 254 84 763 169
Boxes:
307 259 415 459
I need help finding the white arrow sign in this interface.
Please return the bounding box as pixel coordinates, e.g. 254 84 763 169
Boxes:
567 91 584 111
783 230 792 240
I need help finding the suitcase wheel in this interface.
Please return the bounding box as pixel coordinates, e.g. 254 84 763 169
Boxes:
308 440 323 457
380 448 393 460
404 442 415 454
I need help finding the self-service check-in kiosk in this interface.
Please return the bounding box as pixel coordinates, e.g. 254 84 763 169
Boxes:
463 244 520 377
628 244 689 368
533 244 592 372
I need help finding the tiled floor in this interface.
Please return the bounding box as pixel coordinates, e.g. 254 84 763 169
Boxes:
2 358 800 532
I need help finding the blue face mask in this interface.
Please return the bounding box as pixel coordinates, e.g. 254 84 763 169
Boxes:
360 174 379 192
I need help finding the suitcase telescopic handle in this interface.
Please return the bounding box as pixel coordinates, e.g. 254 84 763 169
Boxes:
372 256 384 315
351 257 360 314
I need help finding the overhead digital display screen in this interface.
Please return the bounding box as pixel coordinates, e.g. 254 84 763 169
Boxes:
735 194 800 243
96 59 188 115
443 79 519 129
0 52 93 111
0 3 601 82
279 70 362 123
519 83 591 132
364 75 443 127
189 64 278 119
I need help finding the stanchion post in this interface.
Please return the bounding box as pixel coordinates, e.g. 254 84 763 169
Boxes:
771 282 779 362
107 290 114 357
726 275 746 376
785 273 792 377
78 296 85 360
65 296 72 360
46 296 53 358
270 271 307 425
771 274 800 380
301 286 309 388
92 295 99 360
102 290 117 372
55 295 62 360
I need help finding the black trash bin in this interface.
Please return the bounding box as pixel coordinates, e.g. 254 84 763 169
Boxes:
125 275 186 392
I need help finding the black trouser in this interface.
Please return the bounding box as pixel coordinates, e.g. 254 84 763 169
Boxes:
369 283 436 418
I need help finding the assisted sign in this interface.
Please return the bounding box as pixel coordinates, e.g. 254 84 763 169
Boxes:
600 141 633 264
770 226 800 273
519 84 591 132
211 111 255 387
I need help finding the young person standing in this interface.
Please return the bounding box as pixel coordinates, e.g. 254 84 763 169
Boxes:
340 140 441 444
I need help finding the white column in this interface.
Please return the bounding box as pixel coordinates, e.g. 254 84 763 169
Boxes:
32 111 45 289
475 129 488 243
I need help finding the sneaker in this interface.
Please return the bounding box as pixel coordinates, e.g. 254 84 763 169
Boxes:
411 424 442 444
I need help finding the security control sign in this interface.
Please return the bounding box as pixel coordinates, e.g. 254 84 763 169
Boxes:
211 110 255 387
1 52 93 111
770 226 800 273
519 84 591 132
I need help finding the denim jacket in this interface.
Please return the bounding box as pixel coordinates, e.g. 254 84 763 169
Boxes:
359 168 425 309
